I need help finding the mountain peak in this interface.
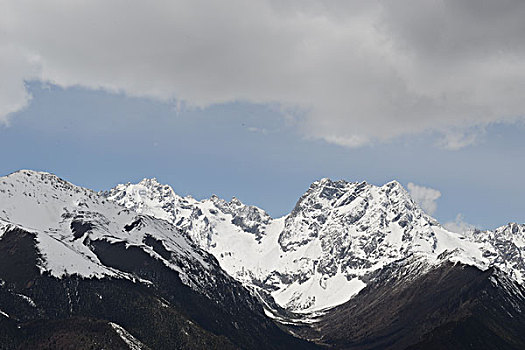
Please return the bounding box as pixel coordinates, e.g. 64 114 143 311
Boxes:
7 169 50 176
137 177 162 187
5 169 66 185
311 177 359 189
230 196 242 206
383 179 403 189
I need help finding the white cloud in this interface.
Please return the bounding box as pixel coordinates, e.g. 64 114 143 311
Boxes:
443 213 476 234
2 0 525 147
407 182 441 215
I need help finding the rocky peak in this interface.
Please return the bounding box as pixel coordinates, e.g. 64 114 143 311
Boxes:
227 198 271 239
104 178 193 223
109 178 180 201
106 181 273 248
137 177 161 186
497 222 525 236
198 194 271 239
303 178 363 203
278 178 432 253
230 196 242 206
468 223 525 283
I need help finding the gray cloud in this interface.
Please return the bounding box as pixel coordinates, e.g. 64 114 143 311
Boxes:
1 0 525 148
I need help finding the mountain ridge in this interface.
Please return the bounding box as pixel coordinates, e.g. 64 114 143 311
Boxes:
104 171 525 315
0 169 316 349
2 169 525 349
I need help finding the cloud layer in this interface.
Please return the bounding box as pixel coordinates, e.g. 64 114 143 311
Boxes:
407 182 441 215
2 0 525 147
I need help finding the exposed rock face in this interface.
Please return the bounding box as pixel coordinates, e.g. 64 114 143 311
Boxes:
211 195 271 240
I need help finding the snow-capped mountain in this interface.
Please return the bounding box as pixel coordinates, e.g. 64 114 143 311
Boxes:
2 169 525 349
105 177 498 314
0 170 314 349
0 170 220 291
468 223 525 283
106 178 271 247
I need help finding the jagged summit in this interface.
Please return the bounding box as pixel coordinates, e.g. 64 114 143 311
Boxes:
280 177 437 253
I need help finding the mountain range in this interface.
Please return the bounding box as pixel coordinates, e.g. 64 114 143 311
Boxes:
1 170 524 349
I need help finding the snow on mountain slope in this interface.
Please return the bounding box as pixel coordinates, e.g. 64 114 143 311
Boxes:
106 177 491 313
0 170 222 295
3 170 523 317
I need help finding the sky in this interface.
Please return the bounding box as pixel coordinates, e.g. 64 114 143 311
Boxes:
1 0 525 230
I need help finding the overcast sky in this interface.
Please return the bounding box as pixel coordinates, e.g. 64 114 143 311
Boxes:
1 0 524 230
